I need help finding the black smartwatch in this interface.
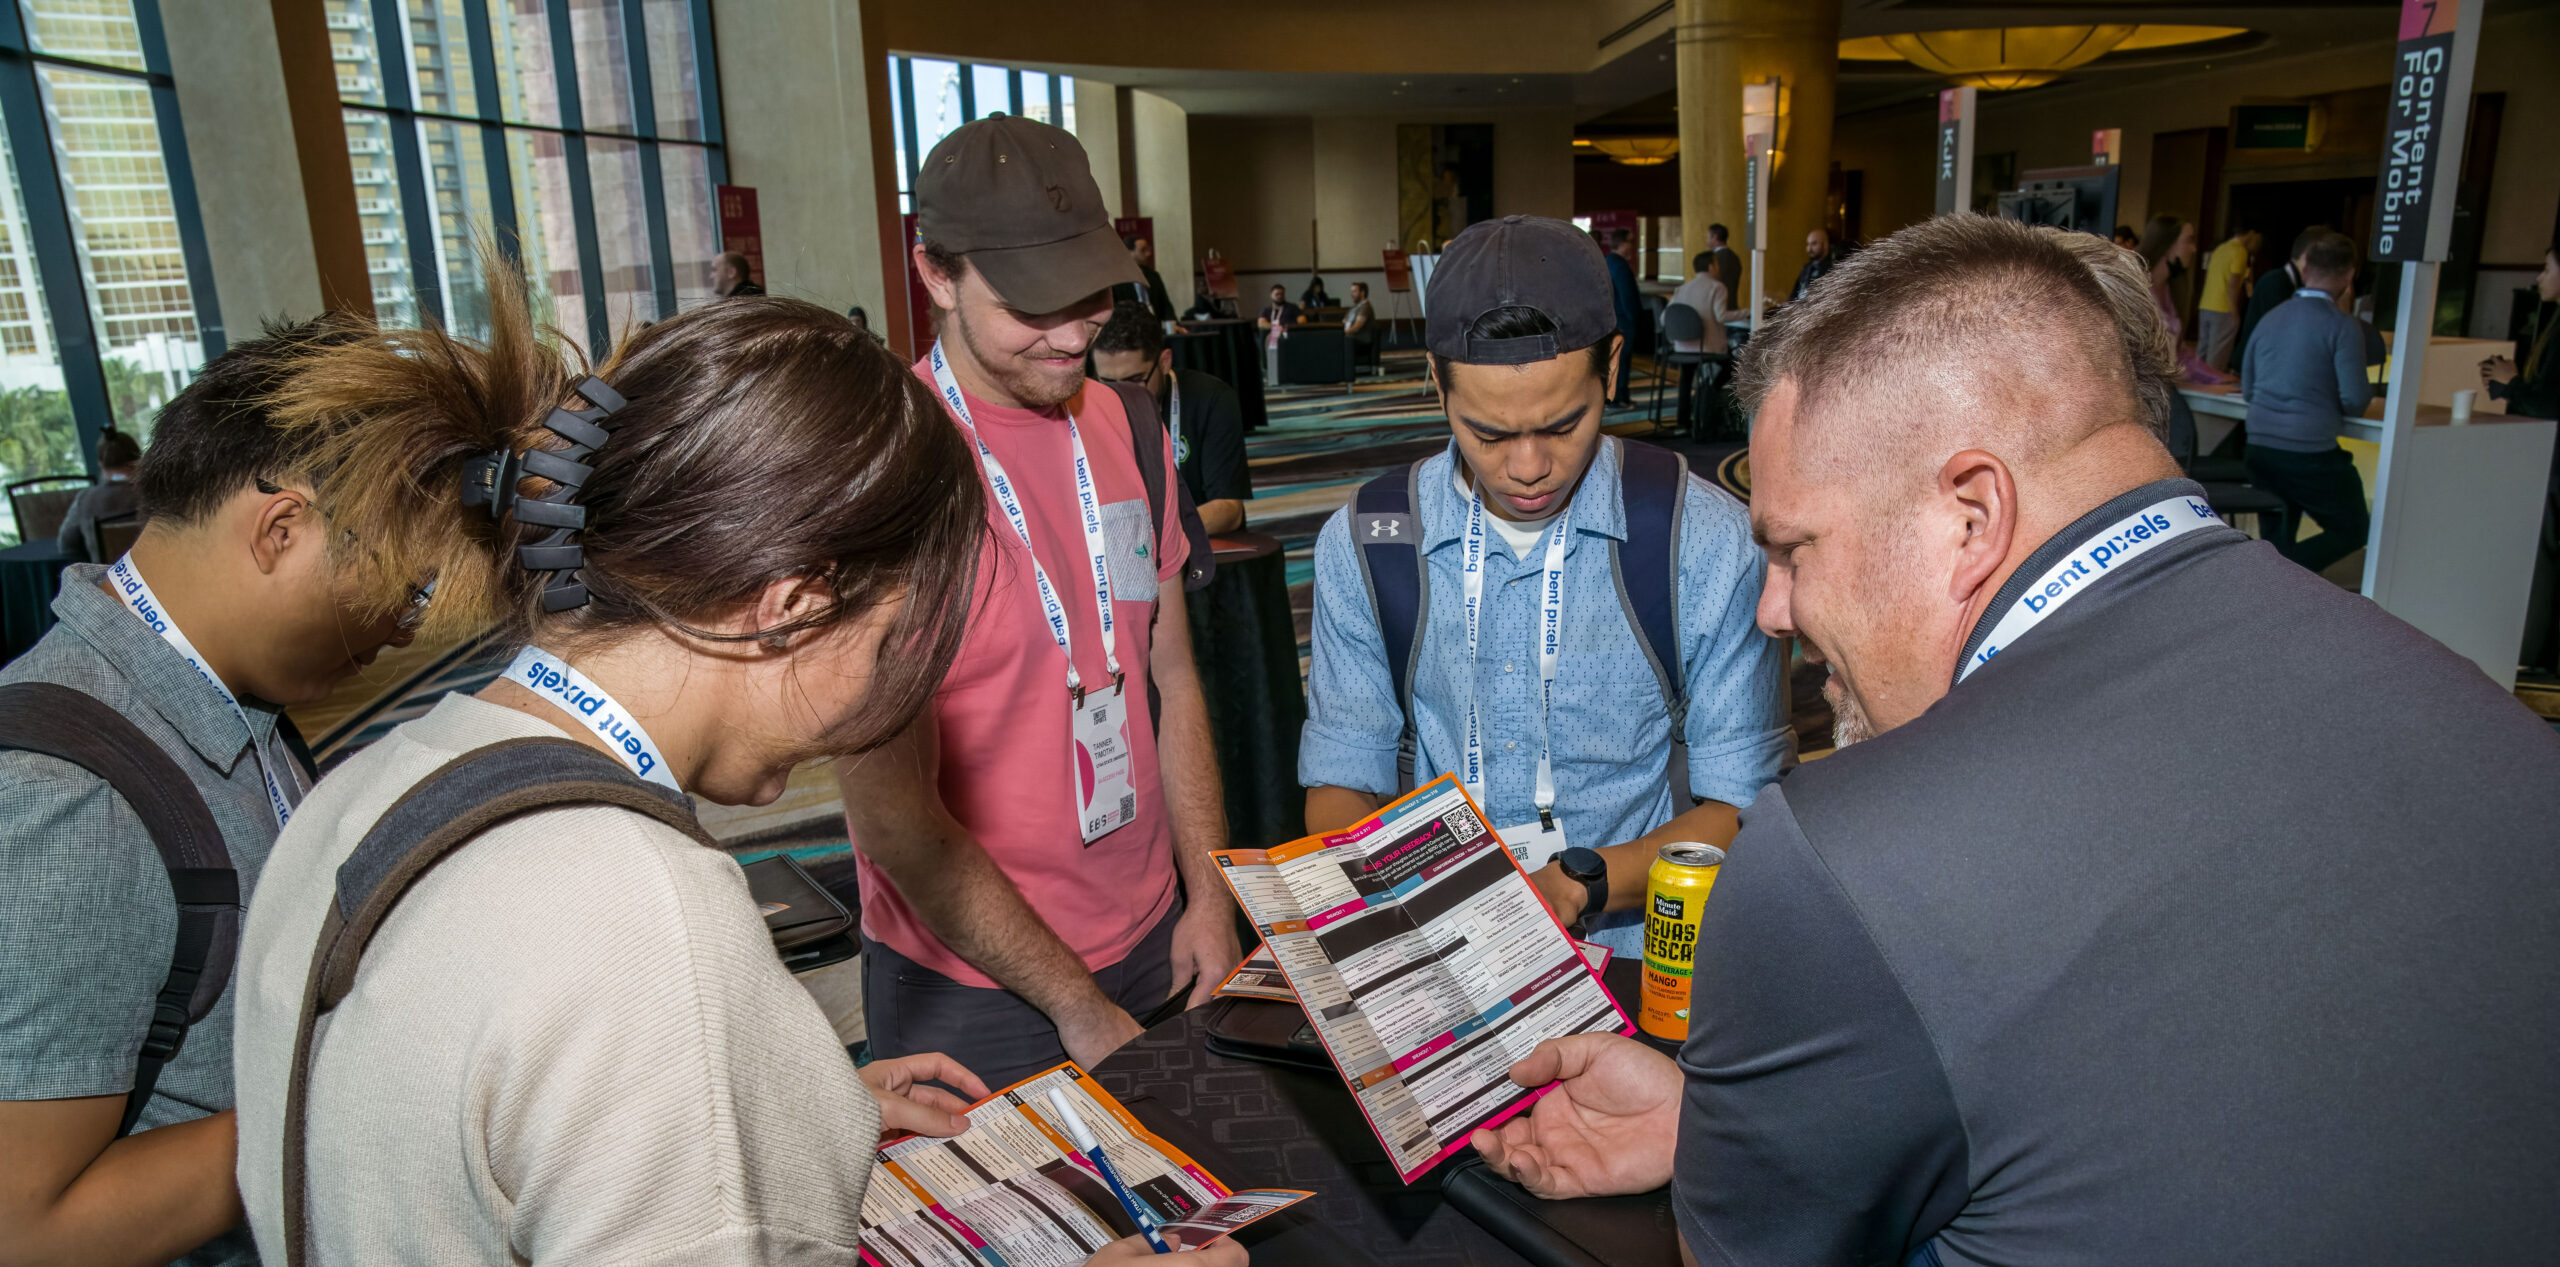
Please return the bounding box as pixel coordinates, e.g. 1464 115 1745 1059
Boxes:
1556 846 1610 936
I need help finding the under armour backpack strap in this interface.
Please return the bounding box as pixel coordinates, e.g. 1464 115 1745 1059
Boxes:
1350 458 1429 790
1609 439 1695 802
279 738 715 1267
0 682 236 1137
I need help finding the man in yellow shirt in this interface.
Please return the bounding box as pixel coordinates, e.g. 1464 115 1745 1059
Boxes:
2196 220 2260 372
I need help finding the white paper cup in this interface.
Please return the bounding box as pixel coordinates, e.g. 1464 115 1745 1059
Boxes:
2451 389 2476 423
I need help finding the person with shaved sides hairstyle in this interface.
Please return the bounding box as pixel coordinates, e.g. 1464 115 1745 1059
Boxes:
1467 214 2560 1265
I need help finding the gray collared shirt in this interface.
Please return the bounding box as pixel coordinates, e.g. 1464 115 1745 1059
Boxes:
0 562 305 1265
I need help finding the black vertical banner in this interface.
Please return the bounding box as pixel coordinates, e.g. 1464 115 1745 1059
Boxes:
1933 89 1968 216
2371 0 2463 263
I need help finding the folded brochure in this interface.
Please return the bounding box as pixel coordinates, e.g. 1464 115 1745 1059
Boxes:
1210 775 1635 1183
858 1062 1312 1265
1218 939 1613 1001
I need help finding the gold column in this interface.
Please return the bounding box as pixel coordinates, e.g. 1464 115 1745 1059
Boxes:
1674 0 1839 297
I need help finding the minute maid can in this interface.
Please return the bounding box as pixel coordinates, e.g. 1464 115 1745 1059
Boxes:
1639 842 1725 1042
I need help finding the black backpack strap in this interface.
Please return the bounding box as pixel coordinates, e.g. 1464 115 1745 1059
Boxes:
1607 439 1696 804
274 712 320 784
1107 378 1215 593
279 737 715 1267
1349 458 1430 792
0 682 236 1137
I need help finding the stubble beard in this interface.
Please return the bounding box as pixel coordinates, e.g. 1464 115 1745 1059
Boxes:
950 305 1085 410
1822 669 1876 749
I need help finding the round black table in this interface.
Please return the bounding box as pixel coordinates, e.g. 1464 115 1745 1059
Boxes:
1188 532 1307 851
0 540 73 663
1091 956 1673 1267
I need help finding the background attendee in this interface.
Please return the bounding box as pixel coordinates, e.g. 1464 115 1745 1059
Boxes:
230 267 1199 1267
710 250 763 298
1257 283 1298 334
851 116 1239 1088
55 426 142 557
2138 214 2226 385
1790 227 1846 301
2196 218 2260 371
1094 303 1250 534
1300 274 1335 309
2242 231 2373 575
1342 280 1375 358
1469 211 2560 1267
2481 246 2559 419
1112 237 1177 323
0 317 414 1267
2482 246 2560 674
1605 228 1640 406
1668 252 1745 356
2236 225 2329 377
1301 215 1784 958
1707 223 1742 298
2112 224 2140 250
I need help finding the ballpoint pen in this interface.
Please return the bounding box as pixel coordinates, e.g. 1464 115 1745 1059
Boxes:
1045 1087 1173 1254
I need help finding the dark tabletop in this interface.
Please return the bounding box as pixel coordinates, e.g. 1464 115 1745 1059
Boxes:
1093 956 1670 1267
0 541 72 664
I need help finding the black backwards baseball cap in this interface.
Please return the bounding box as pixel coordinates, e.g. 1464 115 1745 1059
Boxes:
916 115 1140 315
1425 215 1619 366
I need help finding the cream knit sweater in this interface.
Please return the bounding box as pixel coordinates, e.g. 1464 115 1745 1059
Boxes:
234 695 882 1264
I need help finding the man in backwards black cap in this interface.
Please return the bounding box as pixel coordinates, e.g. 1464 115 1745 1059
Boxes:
843 115 1240 1091
1299 215 1784 960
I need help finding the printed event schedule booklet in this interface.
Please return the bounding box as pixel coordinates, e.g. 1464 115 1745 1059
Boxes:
1218 940 1614 1001
858 1063 1312 1265
1211 775 1635 1183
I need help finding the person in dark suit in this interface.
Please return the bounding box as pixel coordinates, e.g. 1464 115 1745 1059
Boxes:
1790 228 1846 301
1707 223 1743 299
1111 237 1177 322
1605 228 1641 406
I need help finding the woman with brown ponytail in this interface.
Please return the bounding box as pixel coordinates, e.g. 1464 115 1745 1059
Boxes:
226 264 1232 1266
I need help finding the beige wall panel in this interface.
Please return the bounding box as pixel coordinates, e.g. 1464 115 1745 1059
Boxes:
168 2 323 337
715 0 885 320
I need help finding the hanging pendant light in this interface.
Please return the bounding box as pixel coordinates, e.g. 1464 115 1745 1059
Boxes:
1843 24 2247 91
1588 137 1680 167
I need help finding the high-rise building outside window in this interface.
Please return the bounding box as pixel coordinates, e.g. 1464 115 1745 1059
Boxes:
334 0 728 357
0 0 222 539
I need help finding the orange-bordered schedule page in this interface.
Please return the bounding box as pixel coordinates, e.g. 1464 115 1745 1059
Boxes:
856 1062 1312 1265
1210 774 1634 1183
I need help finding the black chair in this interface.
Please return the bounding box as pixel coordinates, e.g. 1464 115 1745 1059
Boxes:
89 511 142 565
8 475 88 546
2166 393 2285 540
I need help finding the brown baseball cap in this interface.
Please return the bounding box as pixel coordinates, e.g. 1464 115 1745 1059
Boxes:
916 115 1140 315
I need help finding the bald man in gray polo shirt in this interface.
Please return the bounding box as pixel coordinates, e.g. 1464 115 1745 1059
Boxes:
1468 216 2560 1263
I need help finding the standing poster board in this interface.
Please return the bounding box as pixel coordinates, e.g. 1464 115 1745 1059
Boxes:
716 184 763 287
2371 0 2473 263
1381 248 1412 293
1201 252 1238 300
1113 216 1154 248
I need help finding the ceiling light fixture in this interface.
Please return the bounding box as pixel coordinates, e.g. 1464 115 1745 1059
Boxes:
1588 136 1678 167
1839 24 2246 90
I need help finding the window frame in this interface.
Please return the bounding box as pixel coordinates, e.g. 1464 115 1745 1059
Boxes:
0 0 221 475
347 0 727 354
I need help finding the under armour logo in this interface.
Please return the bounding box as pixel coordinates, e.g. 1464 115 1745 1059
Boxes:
1367 518 1402 539
1048 185 1070 211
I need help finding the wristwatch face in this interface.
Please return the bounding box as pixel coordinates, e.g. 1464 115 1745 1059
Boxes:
1559 847 1606 882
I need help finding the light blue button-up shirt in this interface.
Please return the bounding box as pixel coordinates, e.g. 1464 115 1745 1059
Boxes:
1300 437 1786 894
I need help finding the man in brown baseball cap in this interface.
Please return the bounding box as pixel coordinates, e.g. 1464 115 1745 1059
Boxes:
844 115 1242 1089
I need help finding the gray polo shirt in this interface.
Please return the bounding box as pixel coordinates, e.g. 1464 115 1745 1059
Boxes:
1674 479 2560 1264
0 563 305 1266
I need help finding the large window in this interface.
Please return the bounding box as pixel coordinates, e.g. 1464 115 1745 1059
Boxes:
887 55 1072 217
0 0 221 531
335 0 726 354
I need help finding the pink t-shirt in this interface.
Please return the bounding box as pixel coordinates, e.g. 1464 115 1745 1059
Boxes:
852 362 1189 988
